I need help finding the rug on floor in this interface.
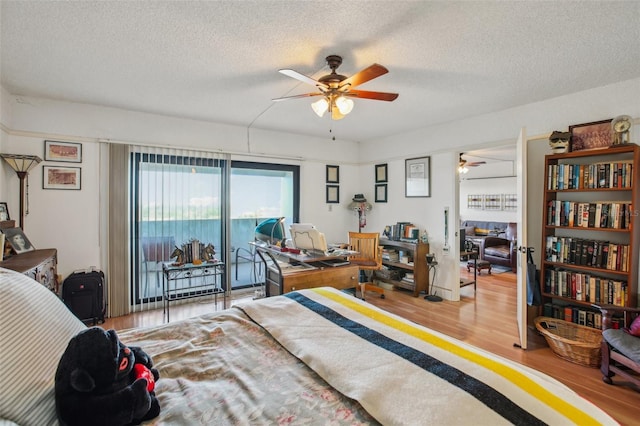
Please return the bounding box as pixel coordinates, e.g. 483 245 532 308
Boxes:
460 262 512 274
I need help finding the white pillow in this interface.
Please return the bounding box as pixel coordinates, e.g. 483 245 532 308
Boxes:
0 268 86 426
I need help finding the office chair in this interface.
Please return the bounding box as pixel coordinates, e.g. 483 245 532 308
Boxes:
348 232 384 300
141 236 175 297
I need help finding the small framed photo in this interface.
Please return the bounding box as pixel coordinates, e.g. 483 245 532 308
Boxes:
375 184 387 203
326 185 339 203
0 202 9 221
569 119 613 152
405 156 431 197
43 166 81 190
326 165 339 183
44 140 82 163
3 226 35 254
375 163 388 183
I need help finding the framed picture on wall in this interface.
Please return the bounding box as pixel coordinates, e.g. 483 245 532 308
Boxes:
375 184 387 202
375 163 388 183
326 165 339 183
405 156 430 197
44 140 82 163
43 166 81 190
326 185 339 203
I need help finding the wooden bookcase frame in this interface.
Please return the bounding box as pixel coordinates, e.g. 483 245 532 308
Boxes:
540 144 639 323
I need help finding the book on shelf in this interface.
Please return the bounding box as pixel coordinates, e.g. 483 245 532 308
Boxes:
546 200 631 229
543 302 604 330
547 161 633 190
544 268 627 306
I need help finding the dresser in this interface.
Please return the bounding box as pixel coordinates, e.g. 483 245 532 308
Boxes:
0 249 59 294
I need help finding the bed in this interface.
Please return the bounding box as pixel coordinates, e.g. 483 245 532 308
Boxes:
0 267 618 425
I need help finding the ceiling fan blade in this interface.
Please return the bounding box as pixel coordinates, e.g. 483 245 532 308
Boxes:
339 64 389 89
345 89 398 101
272 92 324 102
279 69 329 89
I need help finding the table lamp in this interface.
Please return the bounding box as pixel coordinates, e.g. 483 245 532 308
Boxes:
1 153 42 230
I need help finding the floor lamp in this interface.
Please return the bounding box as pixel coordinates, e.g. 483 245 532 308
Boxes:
347 194 372 233
1 154 42 230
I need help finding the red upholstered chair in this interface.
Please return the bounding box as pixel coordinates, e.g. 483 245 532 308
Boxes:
594 304 640 390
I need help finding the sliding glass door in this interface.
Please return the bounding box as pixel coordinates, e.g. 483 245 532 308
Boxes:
230 161 299 289
131 151 225 305
130 150 299 306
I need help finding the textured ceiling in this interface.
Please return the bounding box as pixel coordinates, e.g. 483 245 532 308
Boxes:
2 1 639 143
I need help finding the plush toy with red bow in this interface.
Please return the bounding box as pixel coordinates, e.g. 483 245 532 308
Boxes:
55 327 160 426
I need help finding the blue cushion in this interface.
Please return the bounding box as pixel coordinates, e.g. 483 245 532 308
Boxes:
603 328 640 363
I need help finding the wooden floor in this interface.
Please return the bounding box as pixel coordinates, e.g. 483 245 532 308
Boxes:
103 268 638 425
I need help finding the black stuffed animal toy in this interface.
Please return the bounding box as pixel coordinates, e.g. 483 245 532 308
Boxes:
55 327 161 426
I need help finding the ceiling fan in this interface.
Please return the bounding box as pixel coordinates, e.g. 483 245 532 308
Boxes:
458 153 486 173
273 55 399 120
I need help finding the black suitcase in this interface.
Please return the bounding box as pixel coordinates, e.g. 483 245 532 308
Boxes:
62 269 106 325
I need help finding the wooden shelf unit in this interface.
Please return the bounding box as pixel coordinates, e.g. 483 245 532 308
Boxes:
377 238 429 297
541 144 639 316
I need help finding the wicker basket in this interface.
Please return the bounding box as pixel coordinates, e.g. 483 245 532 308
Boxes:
534 317 603 368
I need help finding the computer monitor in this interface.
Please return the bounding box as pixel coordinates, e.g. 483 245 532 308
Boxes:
255 217 286 245
290 224 328 254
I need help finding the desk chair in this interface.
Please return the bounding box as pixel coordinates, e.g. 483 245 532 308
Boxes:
348 232 384 300
141 236 175 297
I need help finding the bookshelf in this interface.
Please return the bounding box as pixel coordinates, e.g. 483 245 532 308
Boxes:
541 144 639 329
376 238 429 297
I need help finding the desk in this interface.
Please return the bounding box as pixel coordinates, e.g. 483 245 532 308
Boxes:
253 244 359 296
460 250 478 293
162 261 225 321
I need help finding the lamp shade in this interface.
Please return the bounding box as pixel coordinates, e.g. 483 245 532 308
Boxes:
311 98 329 117
335 96 354 115
1 153 42 230
1 154 42 172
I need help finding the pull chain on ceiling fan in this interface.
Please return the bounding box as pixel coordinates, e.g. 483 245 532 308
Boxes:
273 55 399 120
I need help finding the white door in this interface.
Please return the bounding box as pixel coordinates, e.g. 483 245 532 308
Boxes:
515 128 528 349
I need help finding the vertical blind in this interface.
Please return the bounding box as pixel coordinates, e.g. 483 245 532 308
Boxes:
112 144 229 314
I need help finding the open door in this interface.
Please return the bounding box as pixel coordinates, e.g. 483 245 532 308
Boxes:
515 128 528 349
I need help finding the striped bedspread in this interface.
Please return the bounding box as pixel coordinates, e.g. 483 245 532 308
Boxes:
237 287 617 426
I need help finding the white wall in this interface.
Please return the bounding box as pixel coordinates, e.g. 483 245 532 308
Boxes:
1 96 361 277
459 176 517 223
2 77 640 299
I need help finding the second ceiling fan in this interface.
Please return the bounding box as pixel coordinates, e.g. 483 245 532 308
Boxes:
273 55 399 120
459 153 486 173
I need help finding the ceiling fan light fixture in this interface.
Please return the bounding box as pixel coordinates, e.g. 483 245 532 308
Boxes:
335 96 354 115
311 98 329 117
458 165 469 174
